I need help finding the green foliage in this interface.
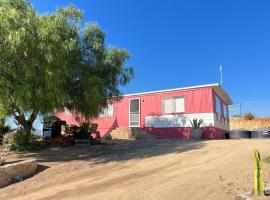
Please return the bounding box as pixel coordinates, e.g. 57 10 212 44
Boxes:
0 125 10 135
190 118 204 129
89 123 98 133
0 0 133 135
6 129 43 152
0 123 10 143
76 122 90 139
0 119 10 144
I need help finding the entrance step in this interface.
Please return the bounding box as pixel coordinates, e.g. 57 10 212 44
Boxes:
110 127 157 140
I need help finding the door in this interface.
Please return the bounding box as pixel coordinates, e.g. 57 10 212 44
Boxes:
129 98 140 127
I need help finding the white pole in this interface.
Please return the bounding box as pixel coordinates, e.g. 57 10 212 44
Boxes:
220 64 223 86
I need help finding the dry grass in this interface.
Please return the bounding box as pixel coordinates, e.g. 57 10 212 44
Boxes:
230 118 270 130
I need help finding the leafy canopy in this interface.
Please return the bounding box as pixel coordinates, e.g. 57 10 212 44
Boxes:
0 0 133 129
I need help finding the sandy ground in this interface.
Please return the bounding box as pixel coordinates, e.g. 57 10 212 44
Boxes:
1 139 270 200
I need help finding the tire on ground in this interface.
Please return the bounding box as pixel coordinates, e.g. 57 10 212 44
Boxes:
251 128 270 138
230 129 251 139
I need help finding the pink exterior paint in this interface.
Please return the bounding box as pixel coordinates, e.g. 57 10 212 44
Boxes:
91 87 229 138
54 112 80 127
144 127 226 139
56 85 232 139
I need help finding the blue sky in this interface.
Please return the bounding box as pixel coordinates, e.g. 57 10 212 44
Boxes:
30 0 270 116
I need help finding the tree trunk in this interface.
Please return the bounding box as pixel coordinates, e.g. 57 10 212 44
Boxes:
14 110 37 133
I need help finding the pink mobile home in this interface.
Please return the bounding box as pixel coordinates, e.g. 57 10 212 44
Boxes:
90 83 233 139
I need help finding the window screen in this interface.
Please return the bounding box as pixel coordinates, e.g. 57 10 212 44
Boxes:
130 99 140 113
174 97 185 112
163 98 173 113
163 97 185 113
223 104 229 118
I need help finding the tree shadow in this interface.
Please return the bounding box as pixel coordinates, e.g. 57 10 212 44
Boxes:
20 139 206 165
25 164 50 178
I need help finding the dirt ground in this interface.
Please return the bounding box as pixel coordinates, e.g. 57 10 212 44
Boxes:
1 139 270 200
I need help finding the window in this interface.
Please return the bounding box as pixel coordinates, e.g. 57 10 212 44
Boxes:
162 97 185 113
223 104 229 118
163 98 173 113
215 95 221 114
100 104 113 117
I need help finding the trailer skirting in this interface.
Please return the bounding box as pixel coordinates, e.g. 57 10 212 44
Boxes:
144 127 227 139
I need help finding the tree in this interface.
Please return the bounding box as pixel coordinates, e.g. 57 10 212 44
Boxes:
0 0 133 134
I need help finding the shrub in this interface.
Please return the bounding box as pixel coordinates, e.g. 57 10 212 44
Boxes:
0 123 10 144
103 133 112 140
190 118 204 129
5 129 45 152
76 122 90 140
12 129 32 151
244 112 255 120
2 132 16 151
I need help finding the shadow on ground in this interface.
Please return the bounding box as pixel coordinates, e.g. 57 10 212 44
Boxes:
19 139 206 165
8 164 50 186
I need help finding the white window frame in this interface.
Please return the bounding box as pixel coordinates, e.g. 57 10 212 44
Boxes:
223 104 229 119
162 96 185 114
129 98 140 127
215 95 221 115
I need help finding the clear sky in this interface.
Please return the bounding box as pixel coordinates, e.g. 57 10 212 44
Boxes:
30 0 270 116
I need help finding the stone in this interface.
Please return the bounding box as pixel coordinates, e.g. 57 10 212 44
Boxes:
264 186 270 196
0 159 37 188
22 159 37 177
235 192 252 200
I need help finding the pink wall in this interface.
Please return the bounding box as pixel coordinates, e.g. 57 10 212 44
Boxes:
93 87 215 136
144 127 227 139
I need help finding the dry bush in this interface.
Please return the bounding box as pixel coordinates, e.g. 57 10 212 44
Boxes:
244 112 255 120
0 143 8 166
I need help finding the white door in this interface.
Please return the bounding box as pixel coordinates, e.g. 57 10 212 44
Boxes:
129 98 140 127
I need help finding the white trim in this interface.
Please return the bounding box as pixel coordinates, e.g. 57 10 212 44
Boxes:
145 112 230 131
129 98 140 127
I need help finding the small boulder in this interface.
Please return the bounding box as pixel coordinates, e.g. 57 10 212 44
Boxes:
23 159 37 177
264 186 270 196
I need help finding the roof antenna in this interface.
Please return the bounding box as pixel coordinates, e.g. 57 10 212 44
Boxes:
220 64 223 86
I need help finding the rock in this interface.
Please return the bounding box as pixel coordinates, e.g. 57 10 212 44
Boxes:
264 185 270 196
235 192 252 200
0 159 37 188
22 159 37 177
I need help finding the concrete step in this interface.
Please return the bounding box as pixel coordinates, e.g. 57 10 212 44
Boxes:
110 127 157 140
